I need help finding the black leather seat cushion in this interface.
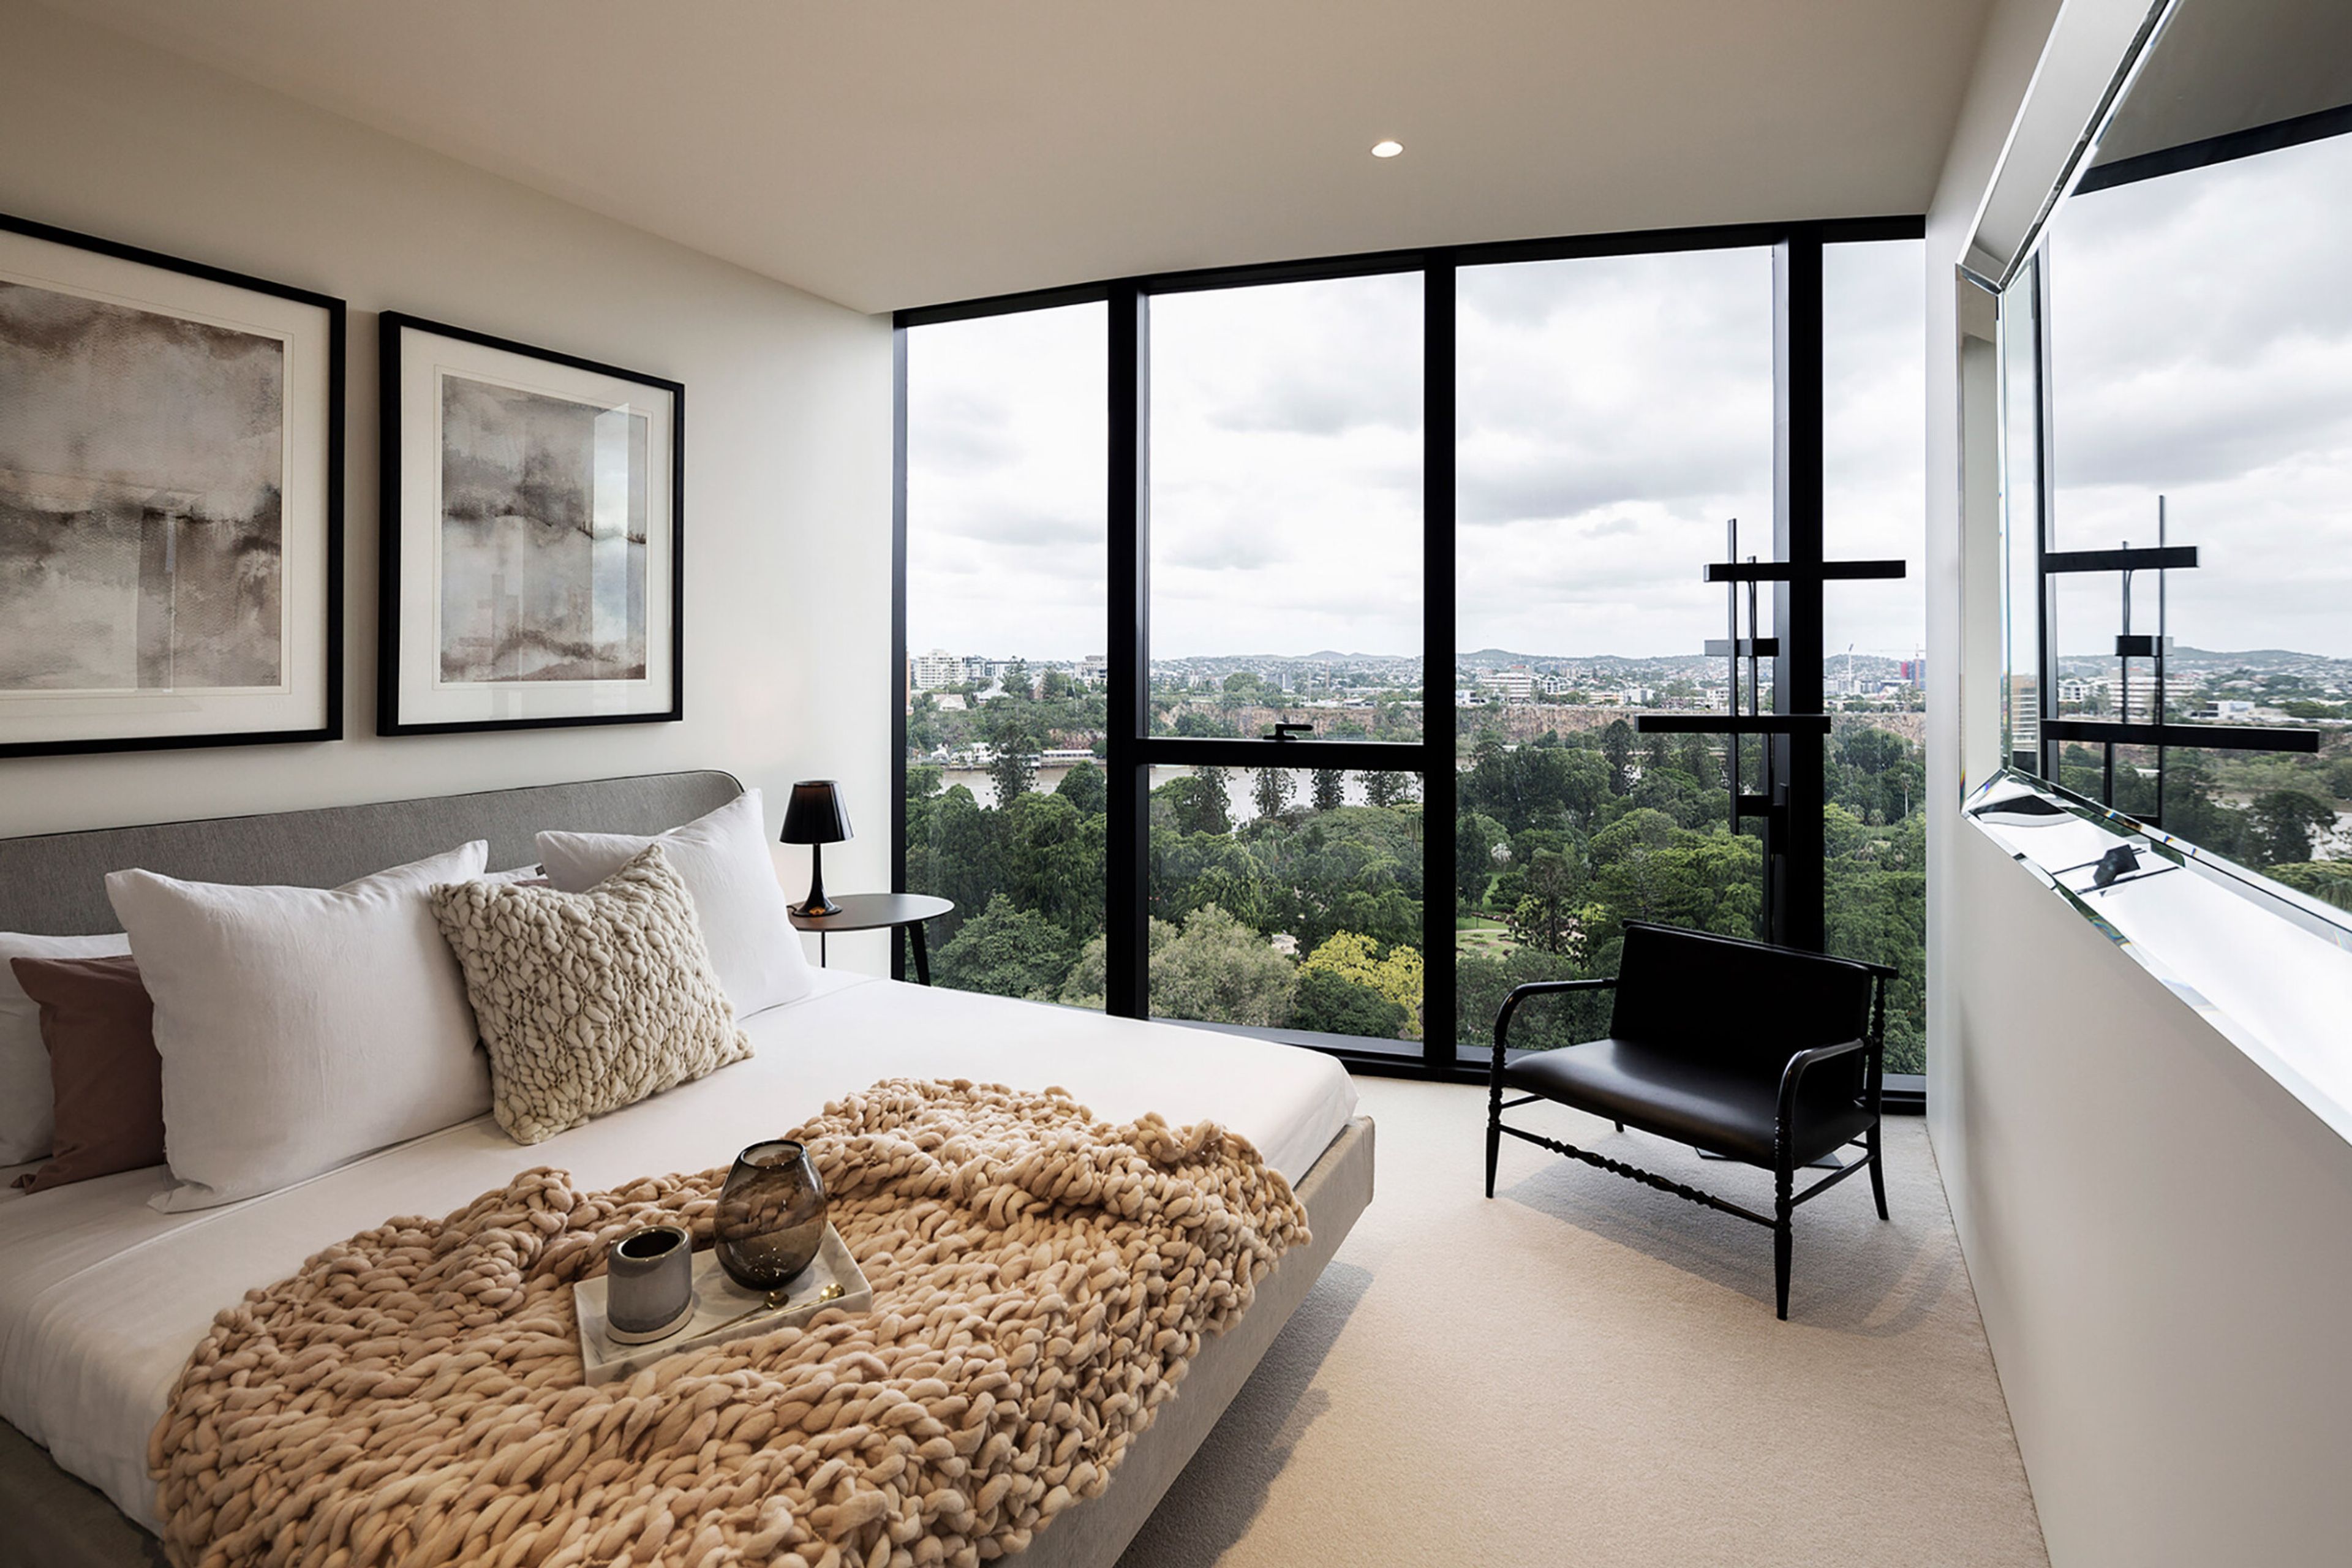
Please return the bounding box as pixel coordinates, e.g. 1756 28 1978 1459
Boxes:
1503 1037 1872 1167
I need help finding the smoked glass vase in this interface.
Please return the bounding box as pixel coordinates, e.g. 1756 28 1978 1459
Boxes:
715 1139 829 1290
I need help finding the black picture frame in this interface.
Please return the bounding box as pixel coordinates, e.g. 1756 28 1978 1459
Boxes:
377 312 685 736
0 211 345 760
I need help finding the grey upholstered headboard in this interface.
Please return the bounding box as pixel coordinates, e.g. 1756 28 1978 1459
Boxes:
0 770 744 935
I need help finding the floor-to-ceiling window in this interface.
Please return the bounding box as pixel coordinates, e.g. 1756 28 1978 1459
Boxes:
1140 275 1430 1039
1452 246 1773 1051
900 303 1107 1003
897 221 1931 1091
1823 238 1929 1074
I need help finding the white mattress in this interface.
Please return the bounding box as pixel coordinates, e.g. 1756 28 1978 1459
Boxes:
0 971 1357 1531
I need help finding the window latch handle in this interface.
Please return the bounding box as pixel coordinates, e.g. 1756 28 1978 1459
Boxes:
1268 723 1314 741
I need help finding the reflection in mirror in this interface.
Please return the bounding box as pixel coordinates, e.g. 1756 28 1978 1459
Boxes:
1996 0 2352 915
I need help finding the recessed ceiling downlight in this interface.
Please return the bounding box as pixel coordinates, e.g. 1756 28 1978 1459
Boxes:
1371 140 1404 159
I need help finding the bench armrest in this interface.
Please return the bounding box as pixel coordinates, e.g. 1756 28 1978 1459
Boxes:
1773 1036 1874 1159
1492 978 1617 1076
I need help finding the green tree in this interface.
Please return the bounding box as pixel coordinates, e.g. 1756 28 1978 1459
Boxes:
1174 708 1239 737
1601 720 1635 796
1504 849 1588 957
1253 767 1295 821
1148 905 1296 1026
1585 809 1763 951
978 702 1041 804
907 693 943 753
1054 760 1106 816
1363 772 1411 809
1457 812 1506 909
1196 766 1233 823
990 791 1104 937
1291 968 1408 1038
1057 935 1107 1009
1299 930 1423 1033
2250 790 2336 865
932 894 1077 1001
1154 772 1232 837
1221 670 1268 702
1311 769 1346 812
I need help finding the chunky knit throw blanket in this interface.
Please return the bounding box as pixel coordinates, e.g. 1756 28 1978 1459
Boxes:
148 1078 1310 1568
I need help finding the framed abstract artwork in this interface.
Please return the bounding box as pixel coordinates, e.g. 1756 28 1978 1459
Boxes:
0 213 344 758
379 314 683 735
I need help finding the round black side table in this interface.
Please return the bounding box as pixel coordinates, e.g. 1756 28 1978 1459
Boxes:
787 893 955 984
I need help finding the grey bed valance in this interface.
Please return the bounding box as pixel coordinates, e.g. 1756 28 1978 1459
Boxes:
0 770 743 936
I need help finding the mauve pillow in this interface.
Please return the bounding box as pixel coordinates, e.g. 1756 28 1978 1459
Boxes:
0 931 133 1165
8 954 164 1193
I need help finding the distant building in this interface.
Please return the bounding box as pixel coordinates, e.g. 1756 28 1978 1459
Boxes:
910 648 967 690
1478 666 1534 703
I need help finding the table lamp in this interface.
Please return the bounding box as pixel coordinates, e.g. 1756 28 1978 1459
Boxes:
780 780 851 916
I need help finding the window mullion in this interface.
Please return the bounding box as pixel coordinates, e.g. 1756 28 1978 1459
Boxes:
1422 254 1458 1066
1106 284 1148 1019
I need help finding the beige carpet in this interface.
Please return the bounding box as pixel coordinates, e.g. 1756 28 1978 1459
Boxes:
1117 1077 2048 1568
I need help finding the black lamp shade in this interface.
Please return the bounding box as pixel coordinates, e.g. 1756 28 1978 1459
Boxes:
780 780 852 846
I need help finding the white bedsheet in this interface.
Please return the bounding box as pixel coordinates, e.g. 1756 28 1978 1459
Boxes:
0 972 1357 1530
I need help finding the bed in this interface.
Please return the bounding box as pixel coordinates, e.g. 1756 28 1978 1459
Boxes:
0 771 1374 1568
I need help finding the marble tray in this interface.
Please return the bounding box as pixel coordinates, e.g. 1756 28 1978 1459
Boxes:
573 1223 872 1386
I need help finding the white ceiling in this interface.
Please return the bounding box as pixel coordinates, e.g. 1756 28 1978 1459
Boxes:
42 0 1999 315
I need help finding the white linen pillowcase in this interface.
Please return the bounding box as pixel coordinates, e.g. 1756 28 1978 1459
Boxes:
0 930 134 1166
106 841 494 1212
535 789 813 1019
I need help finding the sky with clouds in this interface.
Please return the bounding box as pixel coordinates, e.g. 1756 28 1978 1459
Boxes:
2046 128 2352 659
903 238 1927 666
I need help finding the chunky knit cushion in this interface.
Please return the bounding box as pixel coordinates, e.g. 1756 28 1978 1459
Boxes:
430 845 750 1145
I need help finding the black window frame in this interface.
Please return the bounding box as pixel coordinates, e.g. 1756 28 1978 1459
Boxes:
893 214 1928 1096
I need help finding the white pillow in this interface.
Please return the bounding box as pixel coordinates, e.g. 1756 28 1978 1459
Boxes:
536 790 813 1018
0 930 133 1166
106 842 493 1212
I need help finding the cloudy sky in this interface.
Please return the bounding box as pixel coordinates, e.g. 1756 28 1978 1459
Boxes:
2046 129 2352 659
905 239 1930 666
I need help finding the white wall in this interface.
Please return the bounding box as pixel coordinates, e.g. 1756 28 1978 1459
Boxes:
1926 4 2352 1562
0 1 900 968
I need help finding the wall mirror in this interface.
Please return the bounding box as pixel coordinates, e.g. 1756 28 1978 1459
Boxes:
1970 0 2352 928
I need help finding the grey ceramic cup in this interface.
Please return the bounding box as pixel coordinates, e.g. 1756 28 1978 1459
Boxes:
605 1223 695 1343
